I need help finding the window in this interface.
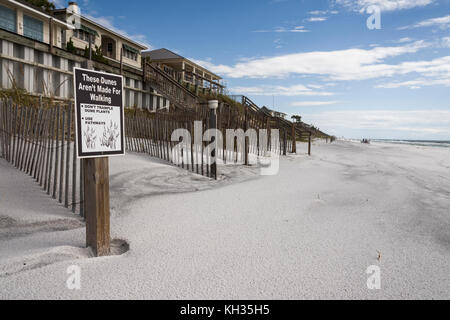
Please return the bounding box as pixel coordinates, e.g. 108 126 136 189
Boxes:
13 43 24 59
107 42 113 54
0 5 16 33
34 50 43 64
73 29 94 42
23 15 43 42
123 45 138 61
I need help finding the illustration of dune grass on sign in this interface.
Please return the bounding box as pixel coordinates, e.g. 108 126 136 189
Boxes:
101 121 120 150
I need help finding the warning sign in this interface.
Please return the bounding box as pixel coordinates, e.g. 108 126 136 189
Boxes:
74 67 125 158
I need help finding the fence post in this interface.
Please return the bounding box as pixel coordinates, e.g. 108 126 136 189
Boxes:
308 132 312 156
59 108 65 203
72 119 77 214
21 107 34 171
244 108 249 166
291 122 297 154
16 106 27 169
8 100 13 162
64 104 72 208
11 103 18 165
208 100 218 180
52 105 60 199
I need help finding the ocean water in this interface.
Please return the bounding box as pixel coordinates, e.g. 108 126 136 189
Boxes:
372 139 450 148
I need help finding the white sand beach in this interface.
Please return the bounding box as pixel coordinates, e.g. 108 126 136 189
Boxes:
0 140 449 299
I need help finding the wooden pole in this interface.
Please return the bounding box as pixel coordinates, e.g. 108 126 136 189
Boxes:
84 157 111 256
59 109 65 203
120 47 123 75
22 107 35 172
292 122 297 154
244 108 249 166
209 100 218 180
49 18 54 54
11 104 18 165
64 104 71 208
16 106 27 169
52 105 60 199
72 122 77 213
88 34 92 61
308 132 312 156
44 108 55 191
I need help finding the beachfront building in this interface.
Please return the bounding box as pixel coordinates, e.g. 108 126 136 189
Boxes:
142 48 225 94
0 0 170 111
52 3 145 70
0 0 74 96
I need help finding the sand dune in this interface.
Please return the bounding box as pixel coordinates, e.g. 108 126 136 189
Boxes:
0 140 449 299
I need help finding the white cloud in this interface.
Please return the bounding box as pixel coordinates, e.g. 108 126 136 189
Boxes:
190 58 235 75
390 37 415 43
399 14 450 30
306 17 328 22
375 55 450 88
307 84 324 89
193 41 430 80
291 101 339 106
230 84 335 96
377 78 450 89
309 10 328 15
335 0 434 12
309 10 339 15
303 109 450 136
254 26 309 33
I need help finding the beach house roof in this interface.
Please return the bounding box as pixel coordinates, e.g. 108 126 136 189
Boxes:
143 48 222 80
144 48 183 60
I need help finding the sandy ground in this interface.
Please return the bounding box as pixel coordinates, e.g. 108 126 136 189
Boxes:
0 140 449 299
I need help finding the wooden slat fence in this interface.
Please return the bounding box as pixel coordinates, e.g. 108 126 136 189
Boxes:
0 99 82 216
125 101 297 179
0 98 302 217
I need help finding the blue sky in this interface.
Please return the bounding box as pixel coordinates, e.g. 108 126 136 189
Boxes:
61 0 450 139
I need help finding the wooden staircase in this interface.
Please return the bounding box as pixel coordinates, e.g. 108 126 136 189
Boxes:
230 95 261 113
143 62 198 111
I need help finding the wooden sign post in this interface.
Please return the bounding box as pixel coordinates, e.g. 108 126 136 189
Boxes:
84 157 110 256
73 67 125 256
